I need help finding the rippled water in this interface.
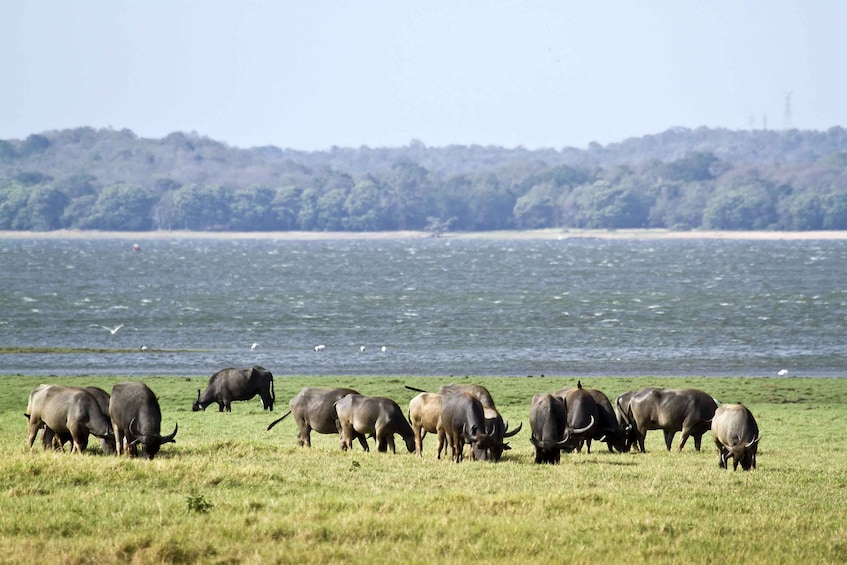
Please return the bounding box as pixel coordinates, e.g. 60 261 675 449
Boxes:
1 236 846 377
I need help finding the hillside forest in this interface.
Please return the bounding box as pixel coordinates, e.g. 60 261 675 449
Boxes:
2 126 847 232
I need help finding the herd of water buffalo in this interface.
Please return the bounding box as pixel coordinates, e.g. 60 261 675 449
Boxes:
24 365 761 470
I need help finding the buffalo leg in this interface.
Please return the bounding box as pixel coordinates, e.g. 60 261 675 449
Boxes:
664 429 678 451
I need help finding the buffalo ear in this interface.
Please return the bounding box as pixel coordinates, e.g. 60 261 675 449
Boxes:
502 443 511 451
530 437 540 447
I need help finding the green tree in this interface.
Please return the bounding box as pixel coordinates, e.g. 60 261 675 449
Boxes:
315 187 349 230
702 185 778 230
271 186 303 230
513 182 560 228
24 185 69 230
343 179 385 231
0 182 31 229
229 187 278 231
171 184 232 230
82 184 156 230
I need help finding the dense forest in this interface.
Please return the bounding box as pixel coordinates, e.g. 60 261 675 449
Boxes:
2 125 847 232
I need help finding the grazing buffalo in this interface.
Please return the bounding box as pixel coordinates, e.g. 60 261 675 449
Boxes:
267 387 367 450
627 387 718 452
110 382 178 459
407 383 521 461
25 384 113 454
193 365 275 412
439 392 493 462
711 404 760 471
614 389 642 452
586 388 629 453
553 386 598 453
529 393 572 464
408 392 444 457
335 394 416 453
43 386 117 455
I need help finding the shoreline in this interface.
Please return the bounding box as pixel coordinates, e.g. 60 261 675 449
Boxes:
2 228 847 241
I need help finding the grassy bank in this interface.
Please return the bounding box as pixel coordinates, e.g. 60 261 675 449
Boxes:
1 375 845 564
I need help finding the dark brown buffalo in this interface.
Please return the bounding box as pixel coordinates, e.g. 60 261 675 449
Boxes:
711 403 760 470
267 387 367 450
110 382 177 459
529 393 572 464
335 394 416 453
193 365 275 412
627 387 718 452
439 392 493 463
614 389 643 452
553 387 598 453
25 384 113 454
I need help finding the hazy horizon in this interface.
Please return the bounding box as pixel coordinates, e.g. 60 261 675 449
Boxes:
4 2 846 151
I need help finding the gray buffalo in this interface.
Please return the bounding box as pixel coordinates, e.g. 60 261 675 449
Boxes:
42 386 117 455
267 387 367 449
439 392 493 462
711 403 760 470
193 365 275 412
335 394 416 453
627 387 718 452
110 382 178 459
408 392 444 457
25 384 113 454
408 383 521 461
529 393 574 464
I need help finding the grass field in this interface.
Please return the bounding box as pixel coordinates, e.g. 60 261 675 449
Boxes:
1 374 846 564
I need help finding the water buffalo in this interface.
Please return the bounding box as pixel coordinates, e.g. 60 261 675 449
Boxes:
408 383 522 461
25 384 113 454
553 386 598 453
614 389 642 452
335 394 416 453
529 393 572 464
110 382 178 459
408 392 444 457
42 386 117 455
439 392 493 462
193 365 275 412
627 387 718 452
711 403 760 470
267 387 368 449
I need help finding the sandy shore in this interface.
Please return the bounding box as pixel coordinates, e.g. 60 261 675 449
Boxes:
2 228 847 241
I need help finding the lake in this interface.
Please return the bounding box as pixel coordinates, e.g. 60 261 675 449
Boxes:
1 234 845 378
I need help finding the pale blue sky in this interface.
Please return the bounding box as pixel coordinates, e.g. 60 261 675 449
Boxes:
3 1 845 150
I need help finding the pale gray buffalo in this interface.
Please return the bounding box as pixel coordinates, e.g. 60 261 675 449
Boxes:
439 392 494 462
193 365 275 412
267 387 367 449
334 394 416 454
407 383 521 461
627 387 718 452
110 382 178 459
408 392 444 457
711 403 760 470
25 384 113 454
42 386 117 455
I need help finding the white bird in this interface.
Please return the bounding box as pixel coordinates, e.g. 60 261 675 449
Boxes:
314 344 326 352
140 345 148 352
777 369 788 376
359 346 366 353
99 324 124 335
251 342 259 351
381 346 387 352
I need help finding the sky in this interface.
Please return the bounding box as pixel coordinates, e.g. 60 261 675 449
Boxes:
3 1 846 151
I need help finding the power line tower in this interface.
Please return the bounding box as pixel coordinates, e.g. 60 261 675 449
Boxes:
783 92 793 130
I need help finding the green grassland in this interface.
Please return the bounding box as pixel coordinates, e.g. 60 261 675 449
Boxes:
1 374 846 564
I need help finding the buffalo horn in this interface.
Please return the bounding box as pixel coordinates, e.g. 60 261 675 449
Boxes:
160 422 178 444
503 420 523 438
745 436 761 448
572 415 595 435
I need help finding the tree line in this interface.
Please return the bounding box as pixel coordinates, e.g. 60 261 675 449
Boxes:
2 126 847 232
